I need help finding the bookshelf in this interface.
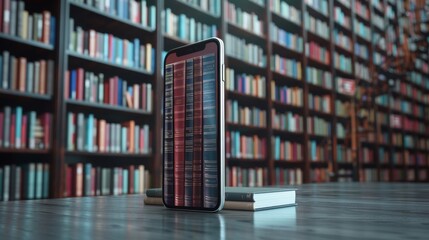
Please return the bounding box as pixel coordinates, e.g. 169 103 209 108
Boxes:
1 0 428 200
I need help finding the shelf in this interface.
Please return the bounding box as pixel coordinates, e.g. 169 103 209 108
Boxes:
0 148 51 155
334 44 353 56
307 83 332 95
334 0 352 13
67 51 153 76
165 0 220 23
226 123 268 135
227 158 267 167
226 91 267 104
69 2 155 34
306 31 330 45
354 13 370 24
310 161 329 168
274 160 304 168
163 34 190 51
362 163 377 168
306 57 331 70
271 41 303 60
334 68 354 78
227 55 266 73
272 71 303 85
306 5 329 22
308 134 331 141
0 89 52 101
66 100 152 117
272 129 305 140
0 33 54 51
334 21 352 34
337 162 354 169
355 34 371 45
272 101 304 114
309 109 333 119
227 22 266 45
271 12 302 32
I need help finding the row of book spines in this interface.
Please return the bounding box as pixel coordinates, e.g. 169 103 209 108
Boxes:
336 0 351 8
308 94 331 113
64 69 152 112
306 67 332 88
225 34 266 67
336 100 350 117
226 100 267 127
354 43 369 59
309 140 330 161
333 30 352 51
360 148 374 163
67 113 151 154
307 117 331 136
225 68 266 98
0 51 53 95
354 20 371 39
69 20 154 72
310 169 329 183
394 82 424 100
0 1 54 45
360 169 378 182
354 0 369 19
371 13 385 30
355 62 370 80
378 149 390 164
334 52 352 73
272 137 303 161
334 6 350 28
0 163 49 201
337 123 346 139
270 23 303 52
163 8 217 43
64 163 149 197
0 106 51 150
226 167 267 187
305 0 328 15
225 1 263 36
304 13 330 39
177 0 221 16
271 54 302 79
305 42 330 65
269 0 301 24
337 145 352 162
226 131 266 159
271 81 303 106
72 0 156 29
271 109 303 133
274 168 303 185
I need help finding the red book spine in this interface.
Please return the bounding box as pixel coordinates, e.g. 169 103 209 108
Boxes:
3 0 10 34
192 57 202 207
108 34 113 62
22 115 27 149
173 61 185 207
129 165 135 194
42 11 51 44
142 83 147 111
11 114 16 148
18 57 27 92
43 113 50 149
109 77 114 105
64 70 70 99
66 166 72 197
77 68 84 100
76 163 83 197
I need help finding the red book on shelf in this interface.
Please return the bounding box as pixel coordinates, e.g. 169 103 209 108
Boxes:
43 113 50 149
75 163 83 197
39 60 47 94
64 71 70 99
141 84 147 111
2 0 10 33
108 34 113 62
66 165 73 197
21 115 27 149
118 168 123 194
18 57 27 92
91 167 96 196
173 61 185 206
98 119 105 152
139 127 144 153
77 68 84 100
42 11 51 44
10 114 16 148
127 120 135 153
129 165 135 194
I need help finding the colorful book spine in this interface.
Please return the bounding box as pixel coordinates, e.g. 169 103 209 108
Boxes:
272 136 303 161
360 169 378 182
0 163 49 201
226 100 266 127
306 66 332 88
304 13 330 39
226 167 267 187
308 93 331 113
271 54 302 79
355 62 370 81
333 30 352 52
355 0 369 19
225 68 266 98
271 109 303 132
372 12 385 30
307 116 331 136
271 81 303 106
305 41 330 65
309 140 329 161
378 148 389 164
354 42 369 60
270 23 303 52
202 54 217 209
334 52 352 73
184 59 194 207
337 144 352 163
274 168 302 185
310 168 329 182
163 8 217 42
68 19 154 72
270 0 301 24
305 0 328 15
225 34 266 67
360 147 374 163
226 131 266 160
64 164 148 197
354 20 371 41
334 6 350 29
225 1 263 35
192 56 203 208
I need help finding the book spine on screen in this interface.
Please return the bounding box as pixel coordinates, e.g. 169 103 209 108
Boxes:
202 54 217 209
226 100 266 127
271 109 303 132
225 34 266 67
225 1 263 35
163 8 217 42
270 54 301 79
270 0 301 24
226 131 266 159
225 68 266 98
271 81 303 106
275 167 303 185
173 60 185 207
64 164 148 197
226 167 267 187
272 136 303 161
184 59 194 207
192 56 203 208
308 93 331 113
0 51 53 95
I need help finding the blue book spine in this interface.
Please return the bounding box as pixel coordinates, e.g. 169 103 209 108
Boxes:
150 6 156 29
118 39 123 65
118 0 124 19
43 165 49 198
134 38 140 69
275 137 280 160
85 163 92 196
110 0 116 15
179 14 186 39
50 17 56 45
128 41 134 67
124 0 129 20
123 169 128 194
151 48 155 73
15 107 23 148
117 78 122 106
28 163 35 199
134 169 140 193
71 70 77 99
87 114 94 152
104 34 109 61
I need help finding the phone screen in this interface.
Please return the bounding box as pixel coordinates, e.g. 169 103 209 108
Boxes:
163 39 224 211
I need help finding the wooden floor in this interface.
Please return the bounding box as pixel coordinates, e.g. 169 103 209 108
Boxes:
0 183 428 240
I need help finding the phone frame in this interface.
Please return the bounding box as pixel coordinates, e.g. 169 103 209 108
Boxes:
162 38 225 212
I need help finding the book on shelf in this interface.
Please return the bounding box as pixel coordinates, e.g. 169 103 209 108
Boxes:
307 116 331 136
309 140 329 162
270 0 301 25
275 168 302 185
163 8 217 43
0 106 51 150
225 1 263 36
271 54 301 79
227 167 268 187
226 131 266 159
145 186 296 211
0 163 49 201
270 23 303 52
64 163 149 197
271 109 303 132
226 100 267 127
336 77 355 95
372 12 385 31
354 20 370 41
71 0 157 30
360 147 374 163
304 13 329 39
68 18 155 72
66 112 151 153
225 34 266 67
308 93 331 113
177 0 221 16
378 148 389 164
65 69 152 112
355 0 369 20
310 168 328 183
305 0 328 15
272 136 302 161
334 6 350 29
271 81 303 106
360 169 377 182
333 29 352 51
306 66 332 88
337 144 352 163
354 42 369 60
0 51 54 95
355 62 370 81
334 52 352 73
226 68 266 98
336 123 346 139
305 41 330 65
0 0 55 46
335 99 350 117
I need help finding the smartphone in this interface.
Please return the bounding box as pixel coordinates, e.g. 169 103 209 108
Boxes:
162 38 225 212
